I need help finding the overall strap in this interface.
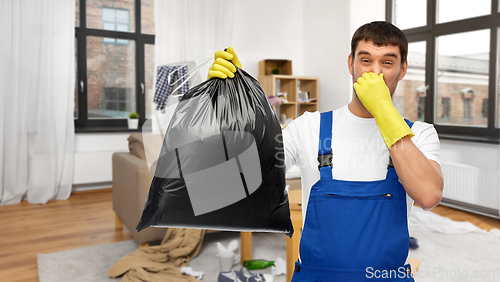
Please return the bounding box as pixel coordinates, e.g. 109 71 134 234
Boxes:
387 118 415 179
404 118 414 128
318 111 333 179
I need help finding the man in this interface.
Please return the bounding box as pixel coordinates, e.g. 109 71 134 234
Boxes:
209 21 443 281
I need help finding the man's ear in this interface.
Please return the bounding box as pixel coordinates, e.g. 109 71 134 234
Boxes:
348 54 353 76
398 60 408 81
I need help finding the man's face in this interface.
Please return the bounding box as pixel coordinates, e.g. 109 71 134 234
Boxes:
348 40 408 98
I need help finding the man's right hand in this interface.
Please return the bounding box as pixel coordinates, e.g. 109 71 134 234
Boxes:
207 46 242 79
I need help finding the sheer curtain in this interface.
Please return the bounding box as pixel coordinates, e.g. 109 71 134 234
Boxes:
149 0 234 133
0 0 75 205
154 0 234 78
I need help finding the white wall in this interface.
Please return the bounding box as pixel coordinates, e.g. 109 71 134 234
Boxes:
302 0 352 112
231 0 305 78
349 0 387 36
73 133 129 188
440 140 499 170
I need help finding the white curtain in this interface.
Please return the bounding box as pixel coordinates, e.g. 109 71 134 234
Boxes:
154 0 234 78
148 0 234 134
0 0 75 205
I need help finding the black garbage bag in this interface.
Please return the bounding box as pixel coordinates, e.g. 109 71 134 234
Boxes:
136 67 294 238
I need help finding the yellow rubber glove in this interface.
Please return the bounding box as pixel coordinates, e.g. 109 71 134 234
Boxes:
353 72 414 148
207 46 242 79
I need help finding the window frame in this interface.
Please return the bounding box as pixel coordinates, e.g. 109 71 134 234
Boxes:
75 0 154 132
387 0 500 144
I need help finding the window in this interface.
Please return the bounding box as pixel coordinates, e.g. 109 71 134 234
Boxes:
104 88 132 113
394 41 426 120
141 0 155 34
393 0 427 30
74 38 78 119
75 0 155 131
498 27 500 127
437 0 491 24
436 30 489 127
87 0 135 32
482 98 489 119
76 0 80 27
394 95 404 115
102 8 130 45
144 44 155 118
463 98 472 121
86 37 135 119
388 0 500 142
418 96 425 121
442 97 451 121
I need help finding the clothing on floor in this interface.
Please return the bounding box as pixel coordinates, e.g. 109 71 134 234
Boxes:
108 228 205 282
154 65 190 111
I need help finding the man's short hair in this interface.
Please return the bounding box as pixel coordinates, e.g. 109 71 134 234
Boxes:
351 21 408 64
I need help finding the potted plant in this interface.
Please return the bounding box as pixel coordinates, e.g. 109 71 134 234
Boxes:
127 111 139 129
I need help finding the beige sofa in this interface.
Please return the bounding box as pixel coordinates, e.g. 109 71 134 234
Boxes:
112 133 167 245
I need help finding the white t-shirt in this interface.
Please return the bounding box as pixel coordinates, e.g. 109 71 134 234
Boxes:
283 105 441 225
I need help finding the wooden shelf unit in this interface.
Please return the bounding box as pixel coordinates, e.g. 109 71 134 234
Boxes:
258 59 292 76
257 74 320 120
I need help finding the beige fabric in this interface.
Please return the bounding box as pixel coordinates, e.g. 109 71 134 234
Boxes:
128 133 147 161
141 134 164 163
112 152 167 244
109 228 206 282
127 133 165 174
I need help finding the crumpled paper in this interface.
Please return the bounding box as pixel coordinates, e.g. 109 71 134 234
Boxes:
217 239 240 265
180 267 204 280
217 239 238 256
271 256 286 276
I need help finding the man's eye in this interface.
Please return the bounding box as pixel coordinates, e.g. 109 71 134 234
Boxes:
361 59 370 63
384 61 393 65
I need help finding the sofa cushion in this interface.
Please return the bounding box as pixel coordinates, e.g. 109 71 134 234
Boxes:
128 133 165 169
128 133 147 161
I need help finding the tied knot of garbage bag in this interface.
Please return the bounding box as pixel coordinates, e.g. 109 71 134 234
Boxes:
136 67 294 238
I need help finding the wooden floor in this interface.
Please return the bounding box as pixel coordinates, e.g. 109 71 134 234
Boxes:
0 188 133 282
428 204 500 232
0 189 499 282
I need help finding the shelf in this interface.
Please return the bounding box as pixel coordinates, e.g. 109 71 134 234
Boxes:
259 60 292 76
257 71 319 123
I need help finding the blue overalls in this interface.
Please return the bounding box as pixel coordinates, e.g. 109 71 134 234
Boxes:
291 111 415 282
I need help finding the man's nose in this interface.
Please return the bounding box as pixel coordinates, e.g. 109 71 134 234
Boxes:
370 65 382 75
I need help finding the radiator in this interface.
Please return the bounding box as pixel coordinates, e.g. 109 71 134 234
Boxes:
441 162 499 216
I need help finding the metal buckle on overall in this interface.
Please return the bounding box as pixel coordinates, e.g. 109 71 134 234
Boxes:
317 150 332 170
